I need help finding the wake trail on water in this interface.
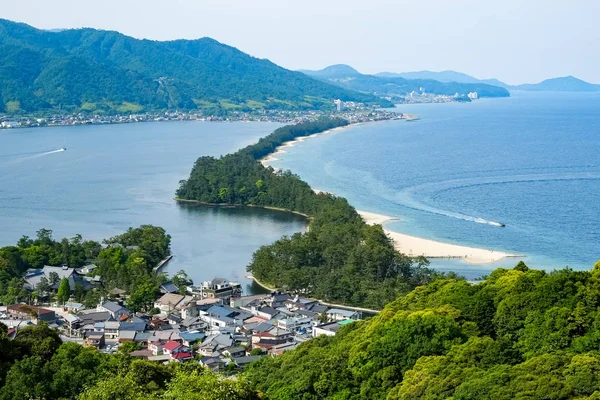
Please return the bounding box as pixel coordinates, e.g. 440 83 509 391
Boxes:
396 172 600 227
0 148 66 166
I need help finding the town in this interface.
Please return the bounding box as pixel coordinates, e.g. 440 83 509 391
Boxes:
0 264 365 373
0 102 406 130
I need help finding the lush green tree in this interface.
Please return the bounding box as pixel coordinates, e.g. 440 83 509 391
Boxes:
57 277 70 305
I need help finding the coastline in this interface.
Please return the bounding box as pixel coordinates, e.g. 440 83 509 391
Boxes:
259 120 523 266
260 125 352 167
175 198 311 220
358 211 520 264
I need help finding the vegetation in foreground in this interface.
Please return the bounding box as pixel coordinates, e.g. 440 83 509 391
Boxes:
245 261 600 400
0 325 256 399
176 118 444 309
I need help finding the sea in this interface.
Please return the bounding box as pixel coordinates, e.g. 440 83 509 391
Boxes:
268 92 600 279
0 121 307 292
1 92 598 285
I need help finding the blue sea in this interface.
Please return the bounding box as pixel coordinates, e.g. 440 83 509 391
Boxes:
0 121 307 291
269 92 600 279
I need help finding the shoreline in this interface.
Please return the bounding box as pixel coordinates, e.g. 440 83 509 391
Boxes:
256 119 524 266
260 125 353 167
357 210 522 264
175 198 311 220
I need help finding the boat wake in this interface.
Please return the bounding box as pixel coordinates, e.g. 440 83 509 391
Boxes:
396 172 600 227
0 148 66 166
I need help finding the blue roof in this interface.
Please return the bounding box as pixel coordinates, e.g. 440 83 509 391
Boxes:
206 305 235 319
94 322 105 328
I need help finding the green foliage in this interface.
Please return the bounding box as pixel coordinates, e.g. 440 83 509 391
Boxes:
245 263 600 399
57 277 70 304
0 19 382 114
0 225 170 307
177 119 440 308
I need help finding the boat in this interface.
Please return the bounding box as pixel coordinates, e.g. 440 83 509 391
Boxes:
60 147 67 151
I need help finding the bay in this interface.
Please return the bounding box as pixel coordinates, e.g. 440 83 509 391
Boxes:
269 92 600 279
0 121 307 291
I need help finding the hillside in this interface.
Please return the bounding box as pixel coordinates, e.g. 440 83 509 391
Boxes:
0 19 385 114
246 261 600 399
301 65 511 100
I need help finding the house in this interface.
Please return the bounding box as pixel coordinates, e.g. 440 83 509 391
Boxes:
269 342 299 356
64 302 85 312
63 313 81 333
234 355 263 369
84 332 105 348
159 282 180 294
162 340 183 355
276 316 313 332
223 346 246 358
78 264 98 275
119 331 136 342
171 351 193 362
230 294 267 309
199 357 225 372
120 321 147 333
7 304 56 323
104 321 120 340
265 293 293 308
199 278 242 300
97 301 130 320
197 333 233 357
179 332 205 347
133 332 153 348
196 298 222 311
149 341 163 355
154 293 185 313
313 322 343 337
326 308 361 322
79 311 110 326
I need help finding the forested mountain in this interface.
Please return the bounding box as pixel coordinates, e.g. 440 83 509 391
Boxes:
176 119 442 308
0 19 384 114
301 65 511 100
246 261 600 399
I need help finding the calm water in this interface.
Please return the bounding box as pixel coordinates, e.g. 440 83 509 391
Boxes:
270 92 600 279
0 121 307 291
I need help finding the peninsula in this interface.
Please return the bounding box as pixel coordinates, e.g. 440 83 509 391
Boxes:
258 123 520 265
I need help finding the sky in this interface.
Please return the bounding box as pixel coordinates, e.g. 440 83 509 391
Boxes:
1 0 598 85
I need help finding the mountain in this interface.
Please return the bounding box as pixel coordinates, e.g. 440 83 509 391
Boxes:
301 65 511 100
377 70 600 92
0 19 385 114
376 70 511 88
298 64 361 79
514 76 600 92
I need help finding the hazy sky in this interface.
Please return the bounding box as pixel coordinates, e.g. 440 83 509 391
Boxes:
1 0 598 84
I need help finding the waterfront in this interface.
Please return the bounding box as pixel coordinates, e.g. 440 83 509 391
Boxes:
0 121 307 291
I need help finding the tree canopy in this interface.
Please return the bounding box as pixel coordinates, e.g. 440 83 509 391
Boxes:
177 118 441 308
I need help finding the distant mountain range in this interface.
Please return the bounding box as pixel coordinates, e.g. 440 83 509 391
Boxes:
300 65 510 100
375 70 600 92
0 19 386 114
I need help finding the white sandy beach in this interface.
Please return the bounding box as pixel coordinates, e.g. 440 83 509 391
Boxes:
260 126 349 167
358 210 516 264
